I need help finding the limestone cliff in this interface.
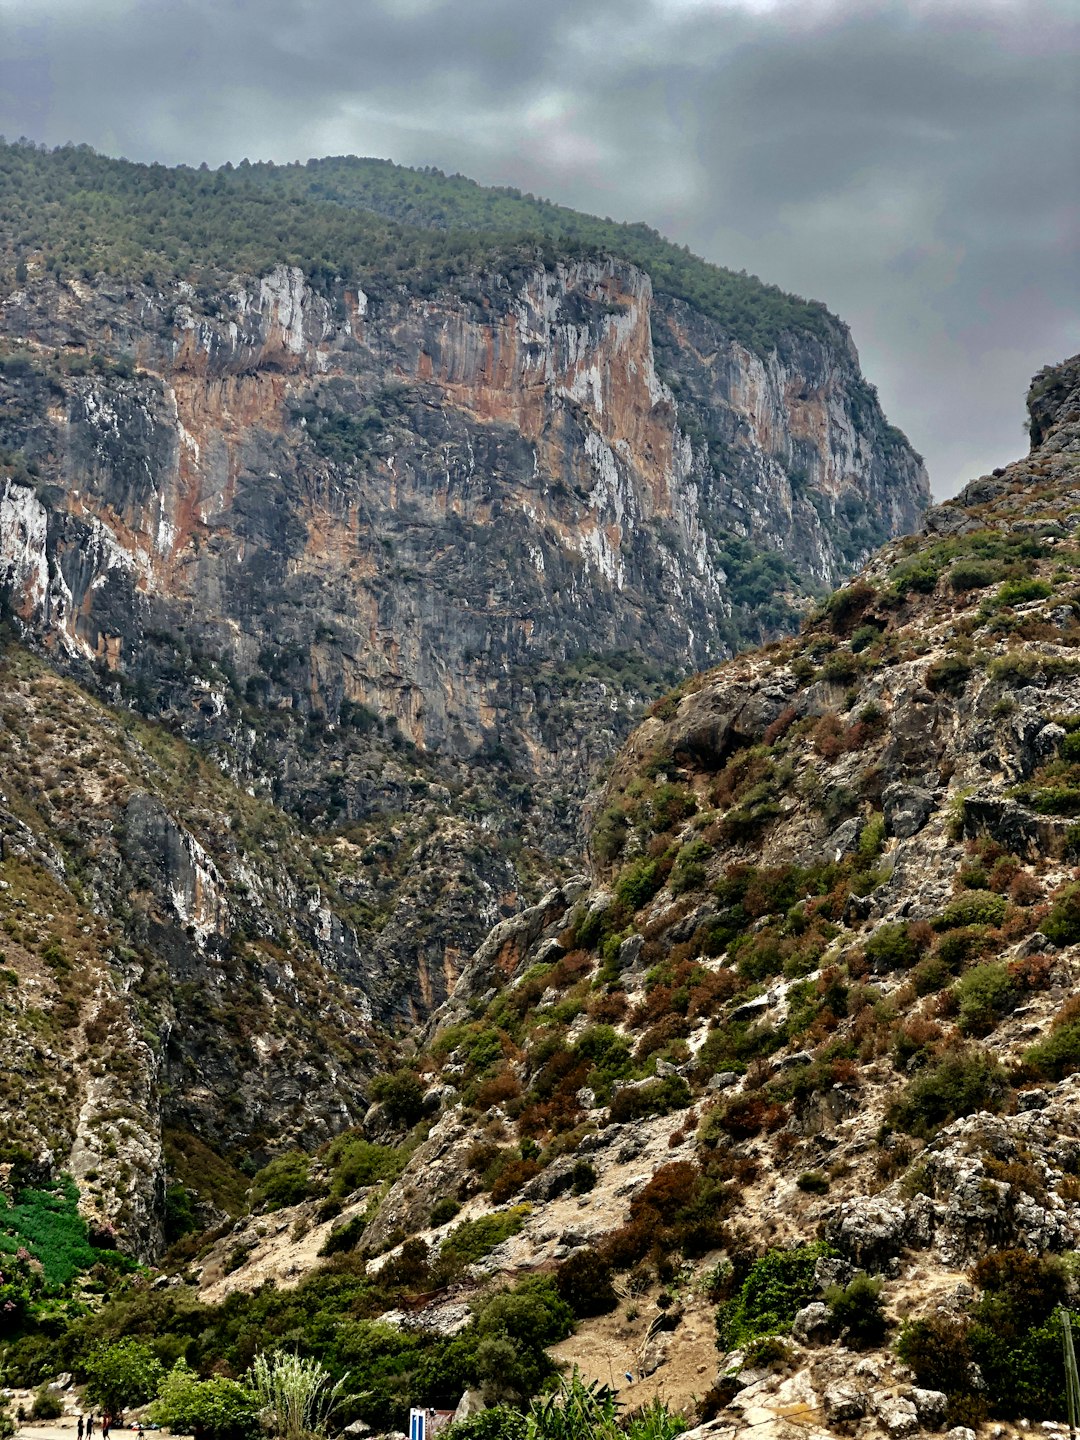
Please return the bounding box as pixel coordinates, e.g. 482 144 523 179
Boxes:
0 251 926 1022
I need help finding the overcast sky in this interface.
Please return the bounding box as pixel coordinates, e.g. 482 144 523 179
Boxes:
0 0 1076 497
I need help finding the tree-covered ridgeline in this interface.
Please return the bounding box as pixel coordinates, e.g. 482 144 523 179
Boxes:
0 139 838 356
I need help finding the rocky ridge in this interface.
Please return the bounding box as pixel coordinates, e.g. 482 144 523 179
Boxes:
0 147 927 1037
185 354 1080 1438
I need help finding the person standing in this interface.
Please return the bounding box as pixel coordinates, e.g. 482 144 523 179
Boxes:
87 1415 95 1439
77 1417 85 1440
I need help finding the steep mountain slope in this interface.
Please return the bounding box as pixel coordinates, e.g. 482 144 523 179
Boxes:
0 141 927 1030
0 643 393 1257
162 354 1080 1435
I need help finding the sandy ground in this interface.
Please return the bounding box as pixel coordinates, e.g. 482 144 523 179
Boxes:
548 1289 720 1417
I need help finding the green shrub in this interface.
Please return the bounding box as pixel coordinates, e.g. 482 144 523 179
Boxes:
440 1207 530 1265
370 1071 428 1128
83 1339 166 1413
1041 884 1080 946
717 1243 831 1348
995 578 1053 607
149 1362 261 1440
825 1274 887 1348
554 1248 618 1317
1025 1005 1080 1080
670 839 711 896
988 651 1043 686
592 806 629 865
615 857 665 913
895 1315 979 1408
608 1076 691 1123
571 1161 596 1196
318 1213 367 1257
925 654 972 695
795 1171 829 1194
0 1175 133 1288
888 1048 1008 1138
955 963 1017 1035
934 926 988 970
251 1152 312 1210
864 923 925 972
949 559 1002 592
326 1134 406 1196
935 892 1008 930
850 624 882 653
30 1390 63 1421
430 1196 462 1226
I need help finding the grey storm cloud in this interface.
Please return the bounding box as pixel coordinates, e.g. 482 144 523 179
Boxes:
0 0 1076 497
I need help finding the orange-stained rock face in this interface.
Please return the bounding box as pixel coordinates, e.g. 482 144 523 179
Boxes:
0 257 927 1023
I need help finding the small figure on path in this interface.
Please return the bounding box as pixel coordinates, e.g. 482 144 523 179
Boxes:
102 1415 111 1440
78 1417 85 1440
87 1414 96 1438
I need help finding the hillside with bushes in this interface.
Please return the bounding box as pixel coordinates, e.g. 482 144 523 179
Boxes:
3 345 1078 1439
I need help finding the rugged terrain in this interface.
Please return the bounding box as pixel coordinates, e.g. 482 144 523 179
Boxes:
164 353 1080 1439
0 141 927 1042
0 144 927 1259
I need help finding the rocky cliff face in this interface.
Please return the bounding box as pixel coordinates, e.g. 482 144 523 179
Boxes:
0 255 926 1027
244 353 1080 1434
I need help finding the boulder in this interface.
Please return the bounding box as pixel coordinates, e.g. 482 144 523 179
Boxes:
452 1391 486 1424
822 1385 868 1423
791 1301 832 1345
883 783 935 839
909 1388 949 1429
873 1393 920 1437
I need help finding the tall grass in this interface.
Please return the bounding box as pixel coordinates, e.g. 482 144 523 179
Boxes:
248 1353 348 1440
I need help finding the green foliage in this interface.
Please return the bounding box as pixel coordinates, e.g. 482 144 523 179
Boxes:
888 1048 1008 1138
30 1389 63 1421
440 1207 530 1265
825 1274 887 1348
249 1351 347 1440
1042 885 1080 946
935 891 1008 930
954 963 1017 1035
670 839 711 896
863 923 925 973
0 142 843 360
251 1153 311 1211
554 1248 618 1317
949 559 1003 592
149 1362 261 1440
164 1182 198 1244
897 1252 1075 1423
1025 1004 1080 1080
607 1075 691 1123
524 1369 685 1440
795 1171 829 1194
443 1409 527 1440
995 578 1053 607
717 1244 831 1348
369 1071 427 1128
430 1196 462 1226
325 1134 406 1197
925 654 973 695
83 1339 166 1413
615 857 664 914
0 1175 133 1288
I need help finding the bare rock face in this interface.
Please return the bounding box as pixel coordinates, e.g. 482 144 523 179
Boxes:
0 256 926 1031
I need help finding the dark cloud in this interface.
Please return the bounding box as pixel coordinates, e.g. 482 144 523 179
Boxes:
0 0 1076 495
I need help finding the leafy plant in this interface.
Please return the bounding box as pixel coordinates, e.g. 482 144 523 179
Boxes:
83 1339 166 1414
717 1243 831 1348
248 1351 347 1440
888 1048 1008 1138
149 1362 261 1440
